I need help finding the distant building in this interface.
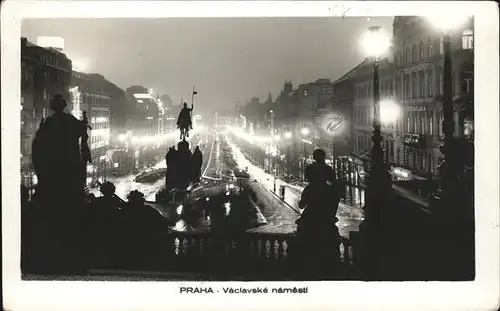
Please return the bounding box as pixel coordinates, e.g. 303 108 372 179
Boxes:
21 37 72 187
293 79 335 151
125 85 160 137
70 71 111 183
93 75 126 146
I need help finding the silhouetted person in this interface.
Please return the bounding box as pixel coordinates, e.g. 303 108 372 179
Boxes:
118 190 167 269
177 102 194 139
165 146 177 190
88 182 124 268
294 149 342 279
177 140 192 188
192 146 203 182
31 94 88 205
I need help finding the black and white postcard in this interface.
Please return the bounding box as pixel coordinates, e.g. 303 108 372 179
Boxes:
2 1 499 310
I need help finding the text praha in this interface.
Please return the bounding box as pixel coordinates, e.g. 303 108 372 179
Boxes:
180 287 308 294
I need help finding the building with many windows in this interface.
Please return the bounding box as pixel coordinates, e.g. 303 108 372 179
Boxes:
392 16 474 176
125 86 160 137
350 58 396 164
70 71 111 183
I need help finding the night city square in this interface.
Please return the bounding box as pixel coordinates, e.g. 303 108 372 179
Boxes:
12 12 479 285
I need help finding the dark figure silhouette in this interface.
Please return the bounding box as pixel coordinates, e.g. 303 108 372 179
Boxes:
87 182 125 268
31 94 88 205
165 146 177 190
177 102 194 140
192 146 203 182
176 140 193 188
117 190 168 270
294 149 342 279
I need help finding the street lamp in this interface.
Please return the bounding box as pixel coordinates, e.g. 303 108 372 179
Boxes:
300 126 310 181
359 25 392 232
284 131 293 176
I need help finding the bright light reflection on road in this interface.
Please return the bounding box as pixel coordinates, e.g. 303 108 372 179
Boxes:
224 202 231 216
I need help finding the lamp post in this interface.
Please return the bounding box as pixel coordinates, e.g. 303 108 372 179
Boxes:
284 131 292 176
427 14 474 278
359 25 392 232
300 126 310 182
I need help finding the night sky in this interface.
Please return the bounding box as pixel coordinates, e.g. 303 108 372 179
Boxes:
22 17 393 115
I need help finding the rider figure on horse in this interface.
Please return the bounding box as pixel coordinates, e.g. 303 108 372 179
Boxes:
177 102 194 139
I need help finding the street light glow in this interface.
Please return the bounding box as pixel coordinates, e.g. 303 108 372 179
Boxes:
284 132 292 139
274 135 281 142
118 134 127 142
361 25 391 58
380 100 400 123
300 127 310 136
426 13 471 32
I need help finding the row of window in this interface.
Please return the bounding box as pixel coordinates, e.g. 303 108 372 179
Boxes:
354 107 399 131
354 106 447 137
355 79 393 99
395 29 474 67
397 71 474 100
353 132 438 173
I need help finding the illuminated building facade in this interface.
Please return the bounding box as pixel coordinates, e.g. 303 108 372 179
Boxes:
70 71 111 183
393 16 474 176
125 86 160 137
350 58 395 164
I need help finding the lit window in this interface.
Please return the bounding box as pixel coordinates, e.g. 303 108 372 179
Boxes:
419 41 424 61
419 71 425 97
462 29 474 50
412 72 417 98
428 69 434 97
440 36 444 55
421 115 425 134
439 74 444 95
428 38 433 58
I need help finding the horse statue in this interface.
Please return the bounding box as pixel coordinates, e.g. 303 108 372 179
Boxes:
177 102 193 140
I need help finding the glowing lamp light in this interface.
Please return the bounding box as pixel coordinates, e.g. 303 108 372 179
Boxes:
300 127 310 136
426 12 471 32
380 100 400 123
274 135 281 142
176 205 183 215
229 184 235 189
284 132 292 139
361 26 391 58
114 163 119 168
118 134 126 142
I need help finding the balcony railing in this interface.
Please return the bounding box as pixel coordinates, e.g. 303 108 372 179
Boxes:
155 231 356 279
